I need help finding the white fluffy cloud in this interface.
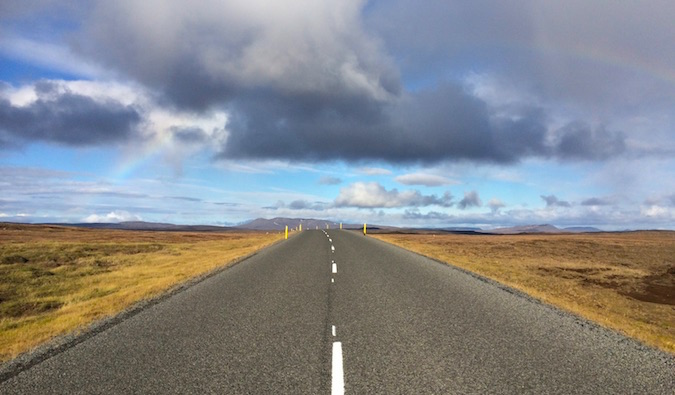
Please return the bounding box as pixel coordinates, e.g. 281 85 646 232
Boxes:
335 182 453 208
83 211 141 223
395 173 457 187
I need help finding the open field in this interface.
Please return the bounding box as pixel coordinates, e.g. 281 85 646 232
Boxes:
0 223 280 362
373 231 675 354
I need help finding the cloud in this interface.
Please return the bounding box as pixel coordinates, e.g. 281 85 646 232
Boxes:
640 203 674 221
171 126 209 144
318 176 342 185
82 210 141 223
458 190 482 210
219 82 571 164
553 122 625 161
0 82 141 146
334 182 453 208
357 167 393 175
77 0 399 111
30 1 624 164
395 173 457 187
367 1 675 110
488 198 505 213
0 81 142 147
288 200 330 211
169 196 202 202
4 2 657 165
541 194 571 208
581 197 614 206
0 35 104 79
644 194 675 207
402 209 453 221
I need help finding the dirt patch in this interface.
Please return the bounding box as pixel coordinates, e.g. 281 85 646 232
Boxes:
622 269 675 306
0 300 64 318
1 255 29 265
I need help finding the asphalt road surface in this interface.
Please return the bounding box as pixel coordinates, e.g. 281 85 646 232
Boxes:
1 230 673 394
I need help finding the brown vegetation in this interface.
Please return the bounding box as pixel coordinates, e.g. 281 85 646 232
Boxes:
373 231 675 354
0 223 279 362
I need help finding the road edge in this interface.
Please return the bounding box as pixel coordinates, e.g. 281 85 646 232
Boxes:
366 232 675 362
0 238 285 383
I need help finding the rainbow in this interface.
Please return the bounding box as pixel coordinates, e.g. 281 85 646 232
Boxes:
111 133 173 181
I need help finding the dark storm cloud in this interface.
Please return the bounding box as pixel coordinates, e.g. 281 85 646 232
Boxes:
49 0 648 164
553 122 625 161
0 82 141 147
219 83 596 164
77 1 401 112
541 195 571 208
217 83 629 163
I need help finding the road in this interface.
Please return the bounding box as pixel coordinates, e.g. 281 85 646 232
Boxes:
1 230 673 394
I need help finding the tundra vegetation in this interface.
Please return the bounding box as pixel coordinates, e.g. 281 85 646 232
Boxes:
0 224 279 362
373 231 674 354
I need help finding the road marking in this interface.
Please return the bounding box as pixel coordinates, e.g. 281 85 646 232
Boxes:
332 342 344 395
332 325 336 337
331 245 335 252
331 278 334 283
332 263 337 273
329 238 332 242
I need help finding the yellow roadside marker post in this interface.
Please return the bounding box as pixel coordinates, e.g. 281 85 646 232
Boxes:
300 224 302 232
340 223 343 229
363 223 367 235
285 225 288 240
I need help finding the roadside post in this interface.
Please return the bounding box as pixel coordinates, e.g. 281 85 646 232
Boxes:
363 223 367 235
285 225 288 240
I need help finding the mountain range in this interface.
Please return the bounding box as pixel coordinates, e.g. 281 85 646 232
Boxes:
34 218 602 234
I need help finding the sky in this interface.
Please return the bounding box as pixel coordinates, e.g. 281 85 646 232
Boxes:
1 0 674 230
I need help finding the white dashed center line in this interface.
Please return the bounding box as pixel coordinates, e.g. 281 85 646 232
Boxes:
328 233 343 394
332 342 344 395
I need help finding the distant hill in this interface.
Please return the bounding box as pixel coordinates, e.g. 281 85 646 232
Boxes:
563 226 602 233
487 224 602 234
237 217 362 231
487 224 562 234
44 221 234 232
30 220 603 234
441 226 483 232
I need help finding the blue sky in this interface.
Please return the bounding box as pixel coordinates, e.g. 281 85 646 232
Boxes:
1 1 674 229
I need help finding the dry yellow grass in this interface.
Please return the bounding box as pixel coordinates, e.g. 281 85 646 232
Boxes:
0 224 280 362
373 231 675 354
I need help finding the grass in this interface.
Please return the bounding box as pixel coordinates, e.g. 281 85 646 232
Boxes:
0 223 280 362
372 231 675 354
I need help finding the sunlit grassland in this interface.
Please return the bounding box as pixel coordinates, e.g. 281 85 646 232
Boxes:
0 224 280 362
373 231 675 354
